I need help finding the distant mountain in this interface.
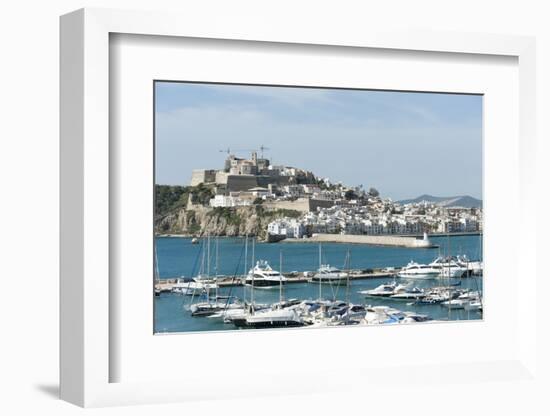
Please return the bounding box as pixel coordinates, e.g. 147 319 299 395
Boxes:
397 194 482 208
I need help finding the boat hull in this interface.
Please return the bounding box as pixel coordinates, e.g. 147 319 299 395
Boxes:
244 279 286 288
398 273 439 279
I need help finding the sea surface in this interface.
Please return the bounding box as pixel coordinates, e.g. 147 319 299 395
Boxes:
154 235 483 333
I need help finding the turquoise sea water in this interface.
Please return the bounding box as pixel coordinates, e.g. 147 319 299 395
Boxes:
154 235 483 333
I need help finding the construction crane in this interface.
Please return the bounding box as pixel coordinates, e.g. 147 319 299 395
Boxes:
219 145 271 158
219 148 255 156
259 145 270 159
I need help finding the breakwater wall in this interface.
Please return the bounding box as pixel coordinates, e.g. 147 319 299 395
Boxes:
283 233 437 248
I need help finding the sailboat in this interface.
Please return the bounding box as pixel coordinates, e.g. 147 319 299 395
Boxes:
188 235 230 317
232 249 305 328
176 236 218 296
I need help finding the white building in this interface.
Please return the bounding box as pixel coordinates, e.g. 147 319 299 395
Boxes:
209 195 252 208
267 219 305 238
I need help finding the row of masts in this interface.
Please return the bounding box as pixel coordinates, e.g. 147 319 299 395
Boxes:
183 233 481 312
191 235 354 309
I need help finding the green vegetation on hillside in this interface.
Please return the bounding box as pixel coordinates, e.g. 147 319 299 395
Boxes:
155 184 215 217
254 205 301 219
155 185 189 216
208 207 243 226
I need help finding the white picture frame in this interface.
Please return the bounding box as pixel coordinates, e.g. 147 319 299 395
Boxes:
60 8 538 408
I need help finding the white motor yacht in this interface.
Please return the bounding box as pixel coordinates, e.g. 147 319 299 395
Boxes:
456 255 483 275
171 277 217 296
244 260 287 288
441 298 470 309
363 306 404 325
311 265 349 284
233 308 305 328
359 282 398 297
389 285 425 300
463 300 483 311
430 256 471 278
439 262 468 278
397 261 440 279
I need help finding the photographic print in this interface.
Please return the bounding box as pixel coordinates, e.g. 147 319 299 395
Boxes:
154 82 483 333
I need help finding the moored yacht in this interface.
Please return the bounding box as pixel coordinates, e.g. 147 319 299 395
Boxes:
171 276 218 296
430 256 469 278
244 260 287 288
456 255 483 275
311 265 349 284
246 308 305 328
389 286 425 300
397 261 440 279
438 262 467 278
359 282 398 297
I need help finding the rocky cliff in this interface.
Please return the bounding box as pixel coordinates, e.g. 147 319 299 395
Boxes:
155 205 301 240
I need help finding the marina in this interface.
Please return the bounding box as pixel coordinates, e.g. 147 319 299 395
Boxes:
154 234 483 333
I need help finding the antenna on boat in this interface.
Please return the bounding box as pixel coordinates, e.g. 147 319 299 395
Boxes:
252 236 255 268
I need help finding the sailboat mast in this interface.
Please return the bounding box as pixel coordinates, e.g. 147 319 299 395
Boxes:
154 244 160 283
244 235 248 304
215 236 219 300
447 226 451 319
318 243 322 300
251 236 256 308
279 249 283 303
345 249 351 303
201 239 205 276
207 234 211 277
252 237 255 268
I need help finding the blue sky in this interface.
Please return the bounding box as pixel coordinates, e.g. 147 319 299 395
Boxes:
155 82 482 201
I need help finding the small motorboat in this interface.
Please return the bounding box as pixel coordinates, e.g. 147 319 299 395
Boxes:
359 282 398 297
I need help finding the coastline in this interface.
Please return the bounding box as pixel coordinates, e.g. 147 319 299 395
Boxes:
155 232 482 241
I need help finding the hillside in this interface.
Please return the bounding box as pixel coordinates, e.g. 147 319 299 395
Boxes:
398 194 482 208
155 185 301 239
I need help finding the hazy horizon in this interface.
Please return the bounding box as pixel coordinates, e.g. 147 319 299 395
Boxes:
155 82 482 201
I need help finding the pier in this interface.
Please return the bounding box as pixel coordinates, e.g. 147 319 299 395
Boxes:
154 268 396 292
282 233 437 248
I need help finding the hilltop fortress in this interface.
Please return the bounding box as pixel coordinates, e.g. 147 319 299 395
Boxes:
191 151 317 194
155 151 482 239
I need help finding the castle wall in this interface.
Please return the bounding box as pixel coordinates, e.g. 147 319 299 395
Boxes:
263 198 335 213
263 198 311 213
225 175 258 192
256 175 290 187
215 171 229 184
190 169 217 186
